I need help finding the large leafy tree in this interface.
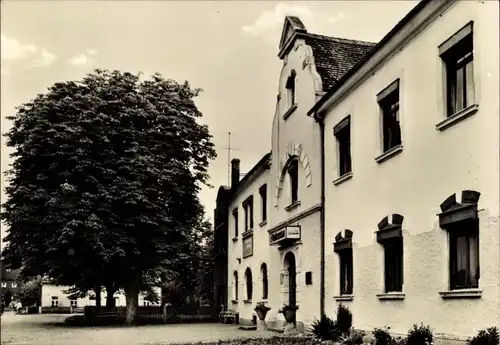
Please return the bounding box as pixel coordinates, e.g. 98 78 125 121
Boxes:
1 69 216 324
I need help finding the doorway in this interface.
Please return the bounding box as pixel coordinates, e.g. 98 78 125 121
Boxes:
284 251 297 306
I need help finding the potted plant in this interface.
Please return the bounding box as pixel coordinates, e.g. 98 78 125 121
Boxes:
254 302 271 330
278 304 299 324
254 302 271 320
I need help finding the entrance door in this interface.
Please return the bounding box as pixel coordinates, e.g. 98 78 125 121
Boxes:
284 252 297 306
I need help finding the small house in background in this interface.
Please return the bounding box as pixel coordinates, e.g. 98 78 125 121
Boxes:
40 279 161 310
1 260 21 306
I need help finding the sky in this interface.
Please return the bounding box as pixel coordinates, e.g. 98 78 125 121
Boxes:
0 0 419 246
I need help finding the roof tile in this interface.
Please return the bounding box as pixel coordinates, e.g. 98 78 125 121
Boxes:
304 33 376 92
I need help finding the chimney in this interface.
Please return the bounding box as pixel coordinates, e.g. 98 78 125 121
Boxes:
231 158 240 189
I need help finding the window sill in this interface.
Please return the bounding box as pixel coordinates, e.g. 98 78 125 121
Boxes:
334 295 354 301
436 104 479 131
242 229 253 238
243 300 252 304
375 145 403 164
377 292 405 300
259 220 268 227
232 237 238 242
285 201 301 212
333 172 353 186
231 300 239 304
439 289 482 299
283 104 298 120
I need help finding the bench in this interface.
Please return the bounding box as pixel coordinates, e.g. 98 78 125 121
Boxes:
219 310 237 324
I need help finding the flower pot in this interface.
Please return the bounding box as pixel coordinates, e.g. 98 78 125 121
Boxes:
255 307 270 321
283 309 296 323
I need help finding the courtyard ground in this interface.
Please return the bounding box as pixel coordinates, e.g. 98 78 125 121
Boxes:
0 311 275 345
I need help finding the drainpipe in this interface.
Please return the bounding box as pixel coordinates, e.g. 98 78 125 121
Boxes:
315 111 326 317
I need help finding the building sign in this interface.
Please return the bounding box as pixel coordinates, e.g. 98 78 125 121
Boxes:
242 235 253 258
269 225 301 245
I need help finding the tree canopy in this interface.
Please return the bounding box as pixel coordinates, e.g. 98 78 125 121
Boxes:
1 69 216 324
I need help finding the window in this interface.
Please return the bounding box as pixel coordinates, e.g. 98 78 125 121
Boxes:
383 238 404 292
233 271 239 300
288 159 299 204
70 299 77 307
440 22 474 117
232 208 239 238
449 219 479 290
259 184 267 223
286 70 297 109
438 190 481 292
243 196 254 231
245 268 253 301
378 80 401 153
11 283 17 288
334 116 352 176
51 296 59 307
339 249 353 295
261 263 268 299
1 282 7 288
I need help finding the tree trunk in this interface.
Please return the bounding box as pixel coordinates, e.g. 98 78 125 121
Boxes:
94 285 101 312
124 274 141 325
105 285 117 307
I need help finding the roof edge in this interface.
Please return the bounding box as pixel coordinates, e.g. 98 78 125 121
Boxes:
308 0 439 117
231 152 271 198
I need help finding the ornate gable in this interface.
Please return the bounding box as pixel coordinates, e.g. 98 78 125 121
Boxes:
278 16 307 56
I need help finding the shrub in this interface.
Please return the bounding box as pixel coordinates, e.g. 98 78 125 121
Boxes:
336 304 353 335
310 313 341 341
467 327 499 345
406 324 433 345
340 329 365 345
373 327 394 345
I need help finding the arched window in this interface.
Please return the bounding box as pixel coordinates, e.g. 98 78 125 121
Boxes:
261 263 268 299
233 271 239 300
245 268 253 301
286 70 297 109
287 158 299 204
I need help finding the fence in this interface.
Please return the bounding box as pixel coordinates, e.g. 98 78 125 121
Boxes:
39 306 84 314
83 305 214 324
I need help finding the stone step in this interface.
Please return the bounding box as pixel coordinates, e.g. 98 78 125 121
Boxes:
268 327 285 333
238 325 257 331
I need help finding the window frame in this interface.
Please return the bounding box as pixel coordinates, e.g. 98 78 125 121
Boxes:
377 82 402 153
261 263 268 300
232 208 239 238
339 248 353 295
383 238 404 293
334 116 352 177
242 196 254 231
245 268 253 301
448 219 480 290
286 70 297 109
233 271 239 301
259 184 267 223
51 296 59 307
287 159 299 204
439 21 475 118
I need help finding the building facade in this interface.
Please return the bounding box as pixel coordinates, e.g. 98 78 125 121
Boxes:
41 283 161 308
214 0 500 340
1 261 20 305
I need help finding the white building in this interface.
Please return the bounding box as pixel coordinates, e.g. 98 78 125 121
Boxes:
41 284 161 308
215 0 500 341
